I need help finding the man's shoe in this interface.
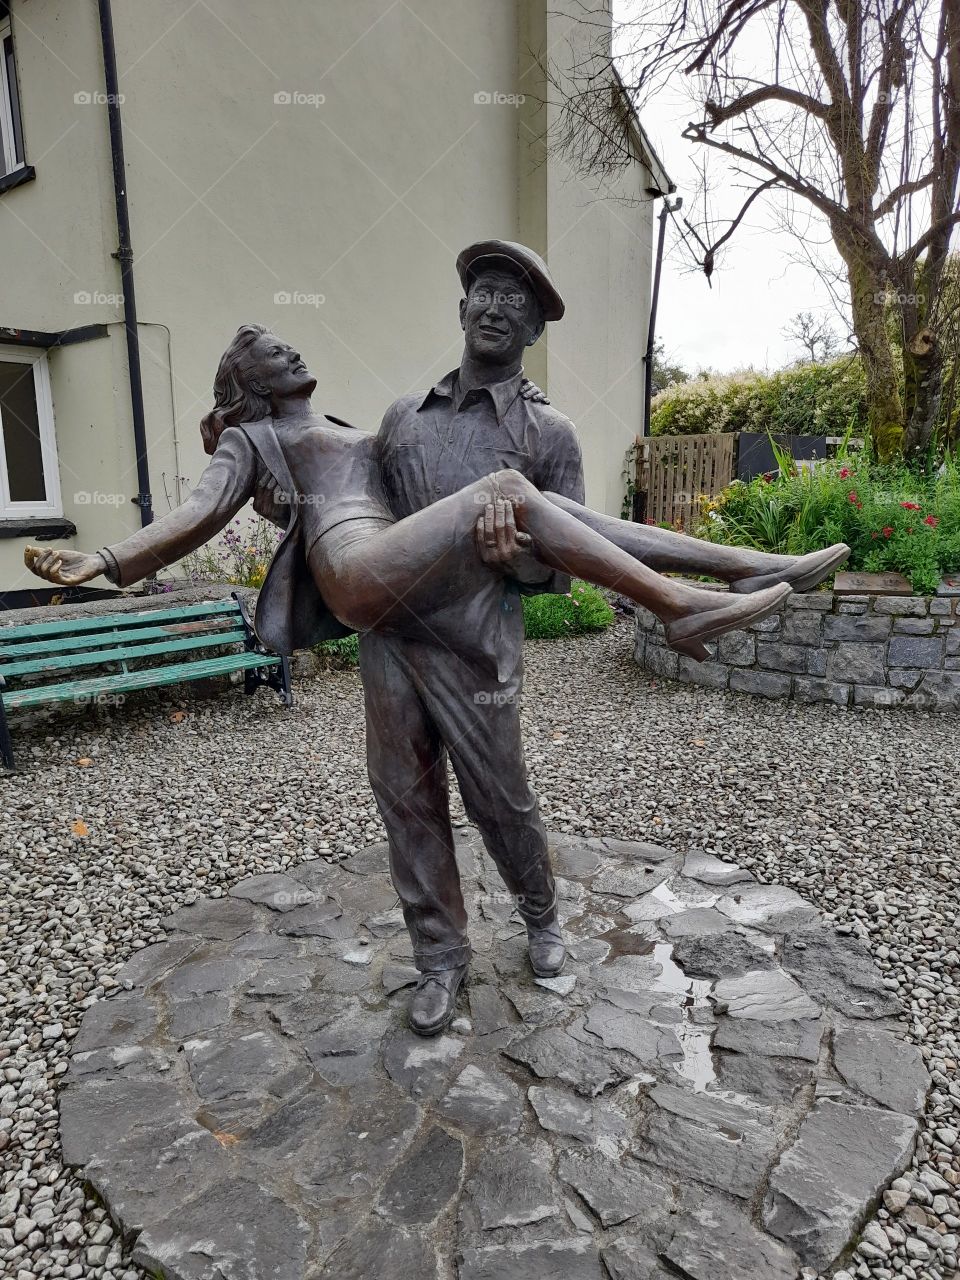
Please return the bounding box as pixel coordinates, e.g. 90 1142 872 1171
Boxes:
527 921 566 977
409 964 468 1036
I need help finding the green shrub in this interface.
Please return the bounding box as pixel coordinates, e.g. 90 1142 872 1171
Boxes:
650 358 868 439
313 634 360 668
522 580 615 639
698 450 960 594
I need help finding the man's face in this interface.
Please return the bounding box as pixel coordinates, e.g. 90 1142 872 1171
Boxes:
245 332 317 399
460 268 544 366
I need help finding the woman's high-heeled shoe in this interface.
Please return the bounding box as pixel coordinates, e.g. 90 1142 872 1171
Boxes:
664 582 793 661
730 544 850 595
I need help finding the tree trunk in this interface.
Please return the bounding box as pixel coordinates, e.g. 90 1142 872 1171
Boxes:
838 235 905 460
903 327 942 456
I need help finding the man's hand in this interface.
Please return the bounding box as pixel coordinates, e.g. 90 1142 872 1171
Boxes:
476 499 550 584
24 546 107 586
252 475 290 529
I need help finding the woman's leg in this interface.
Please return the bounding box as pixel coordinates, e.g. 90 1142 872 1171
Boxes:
544 494 849 594
545 494 855 593
312 471 791 657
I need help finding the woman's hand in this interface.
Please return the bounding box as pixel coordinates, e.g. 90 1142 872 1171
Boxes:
24 546 108 586
520 378 550 405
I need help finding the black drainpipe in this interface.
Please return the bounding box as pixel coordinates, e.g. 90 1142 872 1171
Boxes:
642 195 682 442
97 0 153 527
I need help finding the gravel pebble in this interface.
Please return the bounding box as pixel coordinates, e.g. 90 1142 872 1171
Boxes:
1 621 958 1280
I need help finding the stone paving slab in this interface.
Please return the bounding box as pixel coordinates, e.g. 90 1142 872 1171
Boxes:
58 831 929 1279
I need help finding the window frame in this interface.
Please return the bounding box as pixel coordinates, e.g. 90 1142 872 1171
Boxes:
0 344 62 519
0 4 26 179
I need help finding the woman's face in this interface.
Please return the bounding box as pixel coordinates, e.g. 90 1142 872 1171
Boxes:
245 333 317 400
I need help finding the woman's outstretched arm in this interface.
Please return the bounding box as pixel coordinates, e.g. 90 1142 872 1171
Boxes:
25 427 263 587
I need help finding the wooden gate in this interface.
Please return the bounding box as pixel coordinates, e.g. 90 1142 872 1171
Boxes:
639 434 737 528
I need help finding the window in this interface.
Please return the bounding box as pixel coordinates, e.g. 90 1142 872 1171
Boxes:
0 346 61 518
0 1 26 179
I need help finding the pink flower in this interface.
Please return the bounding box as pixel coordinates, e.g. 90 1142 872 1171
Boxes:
838 467 852 479
900 501 921 511
924 515 939 528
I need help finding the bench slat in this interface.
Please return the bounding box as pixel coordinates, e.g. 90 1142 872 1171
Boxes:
1 628 248 678
0 615 241 660
4 652 279 709
0 598 241 642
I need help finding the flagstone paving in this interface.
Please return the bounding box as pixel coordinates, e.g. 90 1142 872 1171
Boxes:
59 830 929 1280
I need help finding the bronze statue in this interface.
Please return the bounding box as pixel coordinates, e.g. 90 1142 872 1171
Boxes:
26 240 848 1035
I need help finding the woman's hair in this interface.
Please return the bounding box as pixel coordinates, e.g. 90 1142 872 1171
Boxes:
200 323 272 454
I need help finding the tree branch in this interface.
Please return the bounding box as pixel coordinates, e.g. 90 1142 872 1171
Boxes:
903 210 960 266
874 173 934 220
682 119 881 248
704 85 831 126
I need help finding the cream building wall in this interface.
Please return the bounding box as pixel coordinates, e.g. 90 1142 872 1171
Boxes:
0 0 669 594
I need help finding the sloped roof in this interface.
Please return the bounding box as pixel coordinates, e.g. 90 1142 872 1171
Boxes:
611 64 676 196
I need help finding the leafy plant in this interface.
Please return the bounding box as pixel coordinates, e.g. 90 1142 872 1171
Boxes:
522 580 615 639
698 449 960 594
651 358 868 440
313 634 360 669
182 515 282 589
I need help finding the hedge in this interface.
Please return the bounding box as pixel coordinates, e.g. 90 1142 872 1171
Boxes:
650 358 868 439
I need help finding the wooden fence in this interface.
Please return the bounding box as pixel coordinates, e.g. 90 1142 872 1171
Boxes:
639 433 737 529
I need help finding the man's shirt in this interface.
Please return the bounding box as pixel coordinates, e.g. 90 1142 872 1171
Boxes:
376 367 586 678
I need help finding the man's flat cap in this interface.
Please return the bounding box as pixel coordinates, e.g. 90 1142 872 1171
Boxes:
456 239 565 321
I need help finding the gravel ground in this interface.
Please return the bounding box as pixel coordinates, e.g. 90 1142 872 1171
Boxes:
1 617 958 1280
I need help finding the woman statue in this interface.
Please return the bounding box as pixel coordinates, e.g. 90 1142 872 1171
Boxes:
24 322 839 660
24 330 849 655
25 325 847 658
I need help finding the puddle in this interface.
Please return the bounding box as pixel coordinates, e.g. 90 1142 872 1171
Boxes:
647 943 717 1093
623 880 718 925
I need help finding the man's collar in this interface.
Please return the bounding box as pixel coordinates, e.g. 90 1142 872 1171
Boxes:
417 367 525 423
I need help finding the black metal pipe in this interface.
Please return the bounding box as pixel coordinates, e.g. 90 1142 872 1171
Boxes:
642 195 682 440
96 0 153 526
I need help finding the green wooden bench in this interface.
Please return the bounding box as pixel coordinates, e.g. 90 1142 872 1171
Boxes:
0 592 291 770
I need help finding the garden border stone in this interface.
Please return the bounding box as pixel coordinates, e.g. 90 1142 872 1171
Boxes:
634 586 960 711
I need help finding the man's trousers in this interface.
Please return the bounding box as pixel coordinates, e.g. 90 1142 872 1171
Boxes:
359 631 557 971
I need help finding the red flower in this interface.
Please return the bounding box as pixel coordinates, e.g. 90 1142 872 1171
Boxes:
882 526 893 538
762 471 776 484
900 501 921 511
847 490 862 509
839 467 851 479
924 515 939 528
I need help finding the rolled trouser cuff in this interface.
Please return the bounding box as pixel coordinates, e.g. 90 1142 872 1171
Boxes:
518 892 559 928
413 941 473 973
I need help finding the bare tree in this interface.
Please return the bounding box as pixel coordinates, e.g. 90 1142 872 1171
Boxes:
546 0 960 459
783 309 842 361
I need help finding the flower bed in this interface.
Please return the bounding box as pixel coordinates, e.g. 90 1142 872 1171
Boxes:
634 586 960 711
697 454 960 595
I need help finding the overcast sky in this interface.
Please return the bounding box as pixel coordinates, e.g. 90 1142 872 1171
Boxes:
612 1 849 376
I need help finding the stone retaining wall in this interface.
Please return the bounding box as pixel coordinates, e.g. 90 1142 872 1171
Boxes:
633 588 960 711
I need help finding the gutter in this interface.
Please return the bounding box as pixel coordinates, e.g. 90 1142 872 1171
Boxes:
0 324 109 349
96 0 153 527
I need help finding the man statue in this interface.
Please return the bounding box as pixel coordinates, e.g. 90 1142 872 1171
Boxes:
365 240 583 1035
23 238 847 1038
